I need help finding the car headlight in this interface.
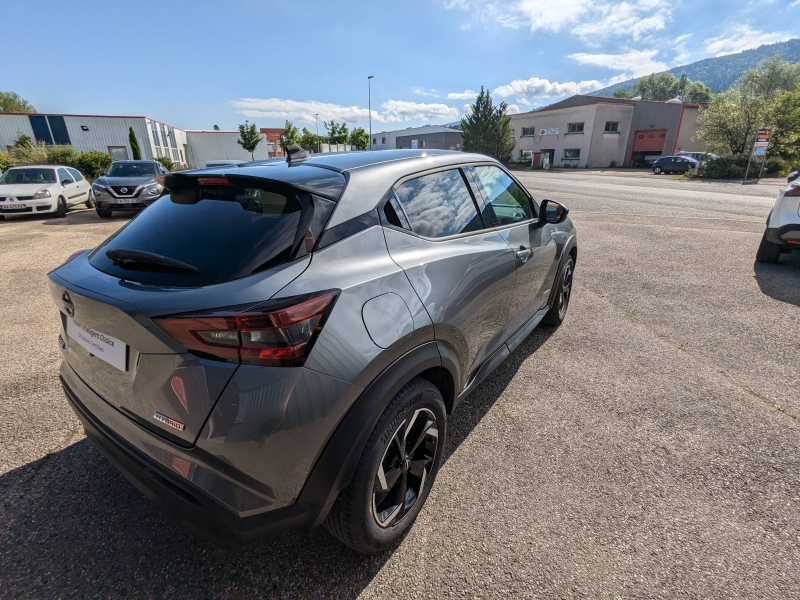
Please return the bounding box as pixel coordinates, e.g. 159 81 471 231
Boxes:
33 189 51 199
146 183 163 195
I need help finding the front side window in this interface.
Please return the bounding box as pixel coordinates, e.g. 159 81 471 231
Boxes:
564 149 580 159
0 168 56 184
567 122 584 133
473 165 533 226
394 169 483 238
604 121 619 132
57 168 72 183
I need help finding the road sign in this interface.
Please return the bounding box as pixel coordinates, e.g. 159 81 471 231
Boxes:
753 146 767 156
745 129 772 181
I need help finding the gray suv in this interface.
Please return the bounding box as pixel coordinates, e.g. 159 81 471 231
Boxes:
92 160 169 218
49 149 577 553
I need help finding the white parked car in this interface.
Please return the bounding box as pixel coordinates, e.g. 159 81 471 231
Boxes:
756 178 800 263
0 165 92 219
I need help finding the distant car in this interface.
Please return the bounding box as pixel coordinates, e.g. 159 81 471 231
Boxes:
204 159 246 168
676 151 718 164
92 160 169 218
756 179 800 263
0 165 91 219
652 155 698 175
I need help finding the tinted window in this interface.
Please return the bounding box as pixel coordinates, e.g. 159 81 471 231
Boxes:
57 168 71 183
89 179 334 286
473 165 533 226
107 163 157 177
48 116 71 145
66 168 84 181
0 168 56 184
394 169 483 238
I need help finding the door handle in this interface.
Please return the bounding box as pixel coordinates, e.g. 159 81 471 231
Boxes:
515 247 532 261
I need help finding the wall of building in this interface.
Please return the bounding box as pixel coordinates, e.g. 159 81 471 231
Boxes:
622 102 683 165
511 104 602 168
395 131 462 150
371 125 462 151
586 105 634 168
673 106 707 153
184 131 272 167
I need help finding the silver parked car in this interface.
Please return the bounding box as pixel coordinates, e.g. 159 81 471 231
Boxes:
49 148 577 553
91 160 169 218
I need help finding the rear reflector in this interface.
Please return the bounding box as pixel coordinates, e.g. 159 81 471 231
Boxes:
197 177 230 186
154 290 339 367
785 184 800 197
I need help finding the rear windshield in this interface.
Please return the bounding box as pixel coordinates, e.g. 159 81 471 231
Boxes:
107 163 158 177
89 178 335 286
0 168 56 184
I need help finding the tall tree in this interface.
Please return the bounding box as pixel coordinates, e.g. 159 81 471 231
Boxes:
279 120 300 150
349 127 369 150
0 91 36 113
299 127 322 152
613 88 634 99
460 87 515 163
128 127 142 160
324 120 350 144
237 120 261 160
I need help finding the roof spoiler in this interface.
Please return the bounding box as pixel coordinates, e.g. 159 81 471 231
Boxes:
285 145 310 165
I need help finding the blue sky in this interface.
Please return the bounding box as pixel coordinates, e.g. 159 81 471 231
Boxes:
3 0 798 132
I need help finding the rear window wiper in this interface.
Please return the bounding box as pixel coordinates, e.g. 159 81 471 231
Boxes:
106 249 199 274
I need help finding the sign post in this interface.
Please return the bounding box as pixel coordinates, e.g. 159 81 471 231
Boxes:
744 129 771 182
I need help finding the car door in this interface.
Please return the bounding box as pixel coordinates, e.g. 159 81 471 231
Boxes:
468 164 558 337
56 168 81 205
66 168 89 204
380 166 518 392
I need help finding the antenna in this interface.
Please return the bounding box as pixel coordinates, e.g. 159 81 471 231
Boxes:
286 145 310 165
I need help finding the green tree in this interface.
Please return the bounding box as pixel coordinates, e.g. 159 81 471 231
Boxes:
0 91 36 113
0 151 12 172
75 150 112 180
128 127 142 160
13 132 33 149
155 155 175 171
738 55 800 100
324 120 349 144
349 127 369 150
299 127 322 152
683 80 713 104
629 72 712 102
279 120 300 150
460 86 515 163
766 86 800 164
613 88 634 99
237 120 261 160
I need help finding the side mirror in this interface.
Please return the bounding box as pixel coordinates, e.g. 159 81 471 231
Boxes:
61 179 74 186
98 172 105 177
788 171 799 183
539 199 569 225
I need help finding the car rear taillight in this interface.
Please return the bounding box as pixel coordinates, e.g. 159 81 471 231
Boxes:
784 184 800 197
154 290 339 367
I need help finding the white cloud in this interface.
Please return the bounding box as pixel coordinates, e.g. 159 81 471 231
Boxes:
230 98 459 125
703 24 791 56
412 87 441 98
493 77 609 100
441 0 670 41
506 104 522 114
447 89 479 100
568 49 669 77
673 33 693 64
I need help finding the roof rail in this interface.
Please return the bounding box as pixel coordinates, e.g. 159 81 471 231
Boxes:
286 145 310 165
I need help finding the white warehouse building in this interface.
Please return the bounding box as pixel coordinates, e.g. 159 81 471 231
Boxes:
0 113 276 168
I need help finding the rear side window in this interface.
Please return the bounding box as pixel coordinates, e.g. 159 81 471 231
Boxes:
89 178 334 286
472 165 533 226
394 169 483 238
66 168 84 182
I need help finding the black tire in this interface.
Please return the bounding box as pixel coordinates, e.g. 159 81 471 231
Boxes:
55 197 67 218
324 378 446 553
653 166 663 174
543 255 574 326
85 190 95 208
96 206 112 218
756 230 781 264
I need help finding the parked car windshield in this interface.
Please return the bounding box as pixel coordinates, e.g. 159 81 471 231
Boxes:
0 168 57 184
107 163 158 177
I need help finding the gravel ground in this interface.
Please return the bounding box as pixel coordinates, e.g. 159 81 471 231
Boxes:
1 172 799 599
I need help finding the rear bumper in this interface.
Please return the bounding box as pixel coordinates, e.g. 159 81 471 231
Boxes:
60 367 322 545
766 224 800 247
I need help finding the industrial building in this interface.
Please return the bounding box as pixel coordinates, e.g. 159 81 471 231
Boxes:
370 125 462 151
509 96 707 168
0 113 281 168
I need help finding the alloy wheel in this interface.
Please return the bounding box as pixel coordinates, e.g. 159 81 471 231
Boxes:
557 261 573 319
372 408 439 528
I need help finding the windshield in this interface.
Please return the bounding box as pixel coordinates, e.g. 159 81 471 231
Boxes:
107 163 158 178
0 168 57 184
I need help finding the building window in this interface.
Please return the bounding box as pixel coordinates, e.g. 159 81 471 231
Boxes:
604 121 619 132
150 121 160 148
520 150 532 160
382 137 386 144
567 122 584 134
373 138 376 145
564 148 580 159
511 129 515 138
108 146 129 161
521 127 536 137
659 133 666 138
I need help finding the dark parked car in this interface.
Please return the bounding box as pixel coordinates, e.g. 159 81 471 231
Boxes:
92 160 169 218
49 149 577 553
652 155 698 174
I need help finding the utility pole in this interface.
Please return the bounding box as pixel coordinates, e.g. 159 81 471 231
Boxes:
368 75 374 151
315 113 320 154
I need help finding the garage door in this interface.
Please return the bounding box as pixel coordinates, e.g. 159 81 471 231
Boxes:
632 129 667 152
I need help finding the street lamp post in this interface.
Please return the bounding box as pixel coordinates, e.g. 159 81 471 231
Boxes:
315 113 320 154
368 75 374 151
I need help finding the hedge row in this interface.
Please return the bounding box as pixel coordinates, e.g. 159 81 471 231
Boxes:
701 154 794 179
0 143 112 180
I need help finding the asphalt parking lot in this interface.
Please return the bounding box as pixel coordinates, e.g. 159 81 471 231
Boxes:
1 171 799 598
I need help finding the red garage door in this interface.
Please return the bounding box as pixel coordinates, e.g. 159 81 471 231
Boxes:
632 129 667 152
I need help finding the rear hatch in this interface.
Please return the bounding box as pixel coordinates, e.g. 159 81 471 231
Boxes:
50 168 344 445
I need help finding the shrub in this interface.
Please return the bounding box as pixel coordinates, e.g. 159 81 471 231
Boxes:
46 144 79 167
609 160 618 168
155 155 174 171
0 151 12 172
75 150 112 180
702 153 790 178
11 140 48 165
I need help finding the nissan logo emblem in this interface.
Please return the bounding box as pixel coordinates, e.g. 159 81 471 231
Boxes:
120 187 128 194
